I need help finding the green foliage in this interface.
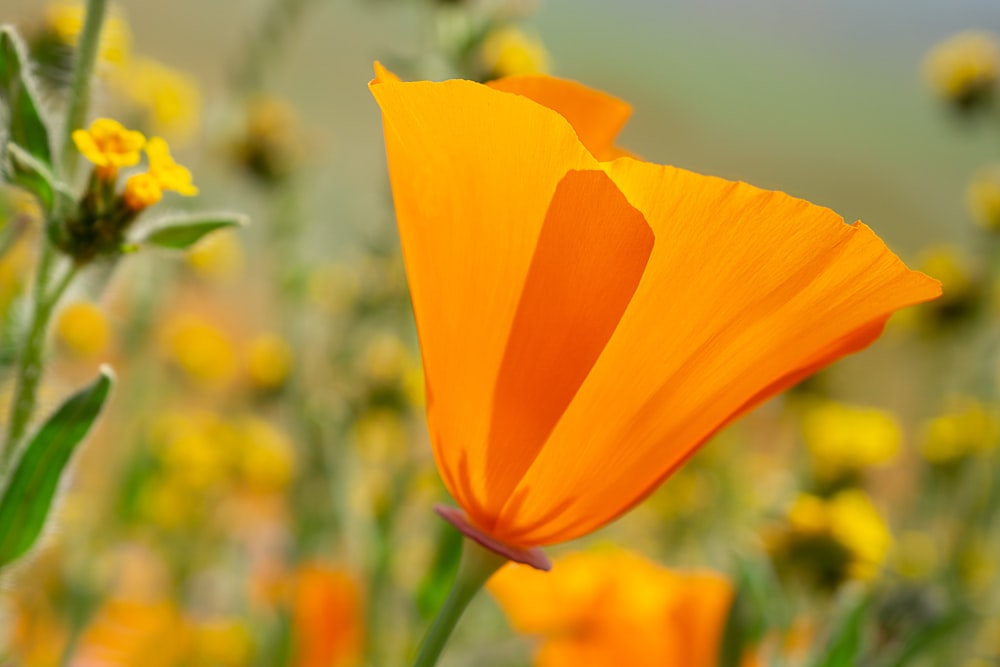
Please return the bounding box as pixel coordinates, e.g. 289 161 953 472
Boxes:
807 594 871 667
0 26 53 169
0 368 114 569
140 212 248 250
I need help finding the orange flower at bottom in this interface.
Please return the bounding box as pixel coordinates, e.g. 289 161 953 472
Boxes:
290 563 364 667
370 65 941 556
489 550 735 667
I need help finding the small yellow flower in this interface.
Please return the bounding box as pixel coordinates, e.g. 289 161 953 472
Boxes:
801 401 901 481
54 301 111 359
353 408 409 463
162 314 237 387
967 164 1000 231
361 331 410 384
123 172 163 211
235 96 304 182
46 1 131 66
479 25 550 78
921 399 1000 465
72 118 146 178
826 489 892 580
923 31 1000 110
146 137 198 196
113 57 201 142
236 417 296 493
245 333 294 391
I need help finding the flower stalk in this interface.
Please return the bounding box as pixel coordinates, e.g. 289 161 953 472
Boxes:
411 537 506 667
2 0 107 470
60 0 108 180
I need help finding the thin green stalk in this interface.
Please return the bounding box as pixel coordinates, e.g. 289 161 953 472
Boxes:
2 253 79 471
60 0 108 180
411 538 506 667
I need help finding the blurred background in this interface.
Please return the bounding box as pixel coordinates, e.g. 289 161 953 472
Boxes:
0 0 999 665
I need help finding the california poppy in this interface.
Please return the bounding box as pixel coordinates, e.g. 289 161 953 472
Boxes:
369 64 940 563
489 549 736 667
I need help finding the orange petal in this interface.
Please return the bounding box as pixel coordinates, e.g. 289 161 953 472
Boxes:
480 169 653 525
369 68 598 518
491 159 941 545
487 75 631 160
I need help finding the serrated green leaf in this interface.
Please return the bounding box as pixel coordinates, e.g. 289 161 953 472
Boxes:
808 594 872 667
140 213 248 250
4 141 56 210
0 27 52 167
0 368 114 568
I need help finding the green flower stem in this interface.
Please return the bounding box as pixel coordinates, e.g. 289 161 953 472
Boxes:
2 251 79 472
60 0 108 180
411 538 506 667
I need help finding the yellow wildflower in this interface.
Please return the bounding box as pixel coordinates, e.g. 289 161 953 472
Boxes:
54 301 111 359
46 1 130 66
235 96 304 182
123 172 163 210
186 230 245 282
967 164 1000 230
921 399 1000 465
162 314 237 387
71 118 145 178
826 489 893 580
114 57 201 141
236 417 296 493
480 25 550 78
916 245 980 327
245 333 294 391
770 490 891 587
146 137 198 195
923 31 1000 110
801 401 901 481
361 331 410 384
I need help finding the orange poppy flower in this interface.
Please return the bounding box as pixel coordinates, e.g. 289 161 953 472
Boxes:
489 549 739 667
369 64 940 562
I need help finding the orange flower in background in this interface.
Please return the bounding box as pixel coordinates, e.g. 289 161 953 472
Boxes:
290 563 364 667
489 549 735 667
370 65 940 556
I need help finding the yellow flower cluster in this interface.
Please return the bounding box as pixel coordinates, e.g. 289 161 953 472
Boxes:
801 401 901 482
921 399 1000 465
72 118 198 210
923 31 1000 109
72 118 145 179
162 314 237 387
773 490 893 583
141 410 296 528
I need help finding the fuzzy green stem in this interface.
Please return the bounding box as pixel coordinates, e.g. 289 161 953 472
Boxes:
60 0 108 179
2 252 79 472
411 538 506 667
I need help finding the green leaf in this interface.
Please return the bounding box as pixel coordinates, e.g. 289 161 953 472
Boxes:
0 368 114 568
4 141 56 210
0 27 53 167
808 593 872 667
140 213 248 250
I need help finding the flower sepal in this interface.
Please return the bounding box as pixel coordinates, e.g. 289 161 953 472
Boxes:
434 504 551 571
